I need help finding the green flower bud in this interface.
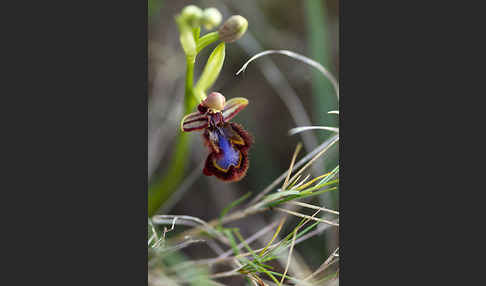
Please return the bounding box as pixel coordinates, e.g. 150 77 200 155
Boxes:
201 8 222 30
181 5 203 28
218 15 248 43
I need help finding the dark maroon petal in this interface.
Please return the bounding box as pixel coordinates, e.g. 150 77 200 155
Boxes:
203 148 250 182
180 111 209 132
228 122 253 151
222 97 248 122
197 104 209 114
201 122 252 182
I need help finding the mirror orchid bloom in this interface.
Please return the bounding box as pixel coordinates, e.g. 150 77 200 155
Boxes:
181 92 252 182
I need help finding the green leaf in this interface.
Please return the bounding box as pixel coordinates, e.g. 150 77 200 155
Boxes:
261 221 320 261
234 229 261 262
263 190 300 202
223 228 240 255
266 184 338 208
194 42 225 94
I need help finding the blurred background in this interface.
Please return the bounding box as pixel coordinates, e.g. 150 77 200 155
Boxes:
148 0 339 284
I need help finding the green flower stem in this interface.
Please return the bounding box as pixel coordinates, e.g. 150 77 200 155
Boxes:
185 56 197 108
196 31 219 53
148 56 198 216
193 27 200 42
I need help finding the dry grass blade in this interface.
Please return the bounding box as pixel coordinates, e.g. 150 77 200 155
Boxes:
207 281 227 286
173 219 338 271
152 215 206 228
209 269 243 279
148 234 155 246
259 218 286 256
288 126 339 136
279 230 297 286
294 172 331 191
290 174 310 189
248 135 339 205
303 247 340 282
152 217 178 248
282 143 302 190
162 239 206 253
219 221 280 259
275 208 338 226
163 217 178 237
289 201 339 215
153 214 231 246
236 50 339 100
148 219 159 246
149 219 199 228
150 217 178 248
294 221 337 246
287 136 339 186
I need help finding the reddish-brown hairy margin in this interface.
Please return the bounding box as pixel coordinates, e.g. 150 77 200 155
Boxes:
202 122 253 182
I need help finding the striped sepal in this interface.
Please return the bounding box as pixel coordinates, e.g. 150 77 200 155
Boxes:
222 97 248 122
180 112 209 132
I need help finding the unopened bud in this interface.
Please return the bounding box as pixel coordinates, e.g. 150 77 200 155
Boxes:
218 15 248 43
203 92 226 111
181 5 203 28
202 8 222 30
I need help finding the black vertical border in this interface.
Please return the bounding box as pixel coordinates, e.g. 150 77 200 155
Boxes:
7 0 150 284
339 0 467 284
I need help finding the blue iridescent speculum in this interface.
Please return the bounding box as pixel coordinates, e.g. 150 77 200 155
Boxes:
215 130 241 170
181 92 252 182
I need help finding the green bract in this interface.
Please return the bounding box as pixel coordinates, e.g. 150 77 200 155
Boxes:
194 42 226 100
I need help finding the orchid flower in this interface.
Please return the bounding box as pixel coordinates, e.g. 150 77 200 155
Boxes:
180 92 252 182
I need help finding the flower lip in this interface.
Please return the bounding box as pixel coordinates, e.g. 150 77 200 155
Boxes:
202 122 252 182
